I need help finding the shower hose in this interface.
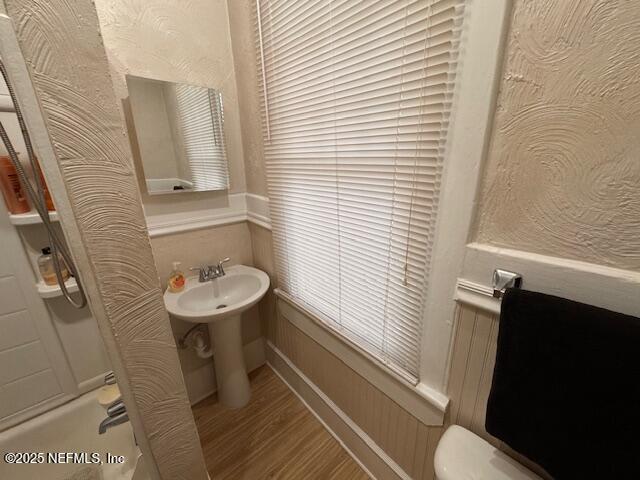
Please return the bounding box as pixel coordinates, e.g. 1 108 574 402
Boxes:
0 59 87 308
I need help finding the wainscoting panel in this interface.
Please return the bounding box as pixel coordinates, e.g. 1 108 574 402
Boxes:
446 305 550 478
269 312 443 480
447 305 500 446
267 300 541 479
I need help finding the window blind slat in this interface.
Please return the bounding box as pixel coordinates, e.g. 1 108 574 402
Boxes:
257 0 464 381
264 2 457 70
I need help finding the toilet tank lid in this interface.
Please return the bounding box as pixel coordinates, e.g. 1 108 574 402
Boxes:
434 426 542 480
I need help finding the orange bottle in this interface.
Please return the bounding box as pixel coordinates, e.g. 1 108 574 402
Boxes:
0 155 30 214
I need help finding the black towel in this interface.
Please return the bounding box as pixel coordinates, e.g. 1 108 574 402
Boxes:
485 288 640 479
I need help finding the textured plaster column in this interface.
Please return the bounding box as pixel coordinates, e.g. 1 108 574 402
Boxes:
3 1 209 479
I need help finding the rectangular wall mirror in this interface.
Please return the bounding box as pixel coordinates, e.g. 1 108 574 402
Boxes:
126 75 230 195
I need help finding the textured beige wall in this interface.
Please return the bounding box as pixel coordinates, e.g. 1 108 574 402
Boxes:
4 0 208 478
474 0 640 271
93 0 265 401
248 223 277 337
94 0 247 208
151 223 253 288
228 0 268 197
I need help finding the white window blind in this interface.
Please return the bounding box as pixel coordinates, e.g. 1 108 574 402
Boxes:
256 0 464 382
172 84 229 190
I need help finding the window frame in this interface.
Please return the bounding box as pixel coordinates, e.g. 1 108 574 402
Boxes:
418 0 513 394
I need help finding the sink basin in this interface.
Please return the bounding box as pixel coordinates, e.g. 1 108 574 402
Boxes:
163 265 270 408
164 265 270 322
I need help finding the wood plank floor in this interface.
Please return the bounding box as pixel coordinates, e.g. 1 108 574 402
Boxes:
192 365 370 479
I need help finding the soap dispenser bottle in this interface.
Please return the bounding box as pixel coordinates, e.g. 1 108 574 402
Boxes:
168 261 185 293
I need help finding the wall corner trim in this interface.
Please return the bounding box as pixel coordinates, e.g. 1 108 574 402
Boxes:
455 278 501 315
145 192 271 237
245 193 271 229
418 0 513 392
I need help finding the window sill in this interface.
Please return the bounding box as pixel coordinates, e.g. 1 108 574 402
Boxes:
274 288 448 426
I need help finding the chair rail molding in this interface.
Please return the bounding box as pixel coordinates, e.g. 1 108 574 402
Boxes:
455 278 501 315
145 192 271 237
460 243 640 318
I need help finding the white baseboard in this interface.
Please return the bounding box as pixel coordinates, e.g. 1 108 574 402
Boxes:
186 337 266 405
266 341 411 480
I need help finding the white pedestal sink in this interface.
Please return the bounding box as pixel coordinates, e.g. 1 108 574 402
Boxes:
163 265 270 408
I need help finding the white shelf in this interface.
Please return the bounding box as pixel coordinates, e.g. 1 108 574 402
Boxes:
36 277 78 299
9 210 59 225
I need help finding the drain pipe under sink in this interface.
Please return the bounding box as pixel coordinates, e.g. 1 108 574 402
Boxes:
178 324 213 359
192 329 213 359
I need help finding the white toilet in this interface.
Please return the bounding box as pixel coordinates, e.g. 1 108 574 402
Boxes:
434 426 542 480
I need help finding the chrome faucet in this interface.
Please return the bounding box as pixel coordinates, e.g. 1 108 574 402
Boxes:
98 411 129 434
107 398 126 417
98 371 129 434
104 371 116 385
190 257 231 283
98 397 129 434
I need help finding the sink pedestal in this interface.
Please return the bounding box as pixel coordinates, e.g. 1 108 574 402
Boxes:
163 265 270 409
208 315 250 408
